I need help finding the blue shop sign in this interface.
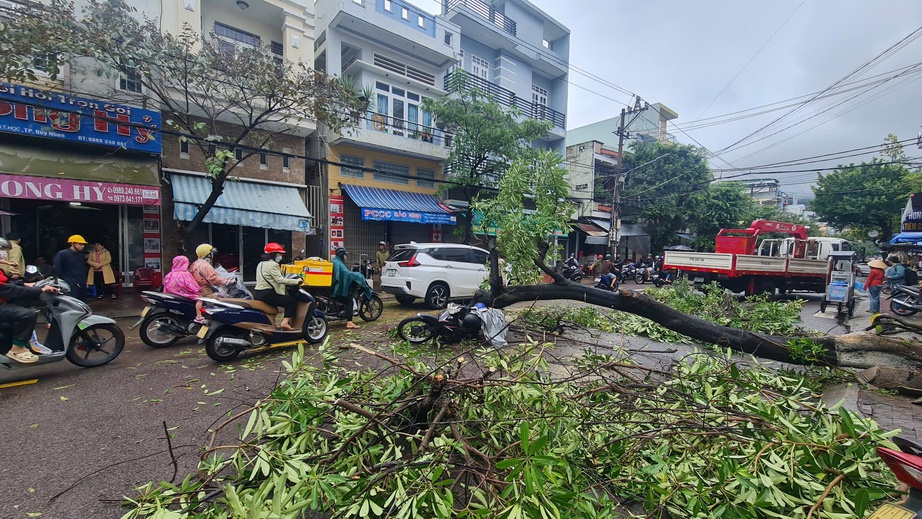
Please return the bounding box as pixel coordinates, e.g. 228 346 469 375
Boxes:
0 82 161 154
362 207 456 225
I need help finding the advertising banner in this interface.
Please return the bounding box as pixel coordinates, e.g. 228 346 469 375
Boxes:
0 173 161 205
360 208 456 225
0 82 161 154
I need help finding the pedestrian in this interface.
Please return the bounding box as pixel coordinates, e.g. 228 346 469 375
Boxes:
862 259 887 313
884 255 906 291
1 232 25 279
53 234 88 301
374 241 389 288
86 242 117 300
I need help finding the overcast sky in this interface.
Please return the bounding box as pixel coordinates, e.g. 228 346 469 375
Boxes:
415 0 922 199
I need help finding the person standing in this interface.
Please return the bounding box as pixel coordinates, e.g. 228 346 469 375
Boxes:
1 232 25 279
862 259 887 313
86 242 117 300
374 241 389 290
53 234 88 301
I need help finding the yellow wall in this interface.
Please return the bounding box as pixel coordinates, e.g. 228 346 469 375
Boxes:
327 145 444 197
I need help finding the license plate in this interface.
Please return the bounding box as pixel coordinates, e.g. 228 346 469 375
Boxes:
693 277 704 283
196 326 208 339
868 503 916 519
387 270 396 277
140 306 150 318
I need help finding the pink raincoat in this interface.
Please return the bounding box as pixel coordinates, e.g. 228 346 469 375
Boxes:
163 256 201 299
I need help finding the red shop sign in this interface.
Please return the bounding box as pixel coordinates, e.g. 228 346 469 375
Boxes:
0 174 160 205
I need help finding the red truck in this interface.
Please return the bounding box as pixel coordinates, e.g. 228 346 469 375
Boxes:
663 220 855 296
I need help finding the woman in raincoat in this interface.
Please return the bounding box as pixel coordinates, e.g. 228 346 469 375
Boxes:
86 242 117 299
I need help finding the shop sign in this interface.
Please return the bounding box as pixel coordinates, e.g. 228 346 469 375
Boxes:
0 83 161 154
361 208 456 225
0 174 160 205
902 192 922 232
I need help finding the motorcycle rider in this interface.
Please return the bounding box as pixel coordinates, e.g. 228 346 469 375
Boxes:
53 234 88 301
253 243 302 330
162 255 205 323
190 244 234 298
565 253 579 269
885 255 906 290
0 237 58 363
332 247 364 329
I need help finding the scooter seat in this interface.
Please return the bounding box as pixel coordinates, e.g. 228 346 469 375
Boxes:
221 298 279 315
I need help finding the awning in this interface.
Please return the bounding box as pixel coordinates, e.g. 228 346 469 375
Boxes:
171 173 312 232
0 142 159 186
341 184 456 225
889 232 922 246
573 221 608 237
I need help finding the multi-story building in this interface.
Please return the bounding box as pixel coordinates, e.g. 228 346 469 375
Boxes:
311 0 569 261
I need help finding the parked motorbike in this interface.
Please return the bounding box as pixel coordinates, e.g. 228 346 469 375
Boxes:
866 436 922 517
396 302 484 344
315 281 384 323
131 291 203 348
889 284 922 316
198 282 327 362
0 277 125 369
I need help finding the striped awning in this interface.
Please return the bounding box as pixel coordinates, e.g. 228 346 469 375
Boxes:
341 184 456 225
170 172 311 232
574 222 608 237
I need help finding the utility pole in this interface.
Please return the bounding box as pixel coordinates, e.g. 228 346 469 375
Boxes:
610 96 647 259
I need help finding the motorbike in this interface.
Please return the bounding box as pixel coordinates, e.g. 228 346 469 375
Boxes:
396 302 484 344
649 269 672 288
634 264 654 284
889 284 922 316
198 283 328 362
0 276 125 370
867 436 922 518
314 281 384 323
131 291 203 348
619 263 636 284
594 273 618 291
562 265 582 282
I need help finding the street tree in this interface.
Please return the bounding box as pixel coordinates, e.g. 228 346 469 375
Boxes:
422 72 552 244
619 141 712 252
810 158 910 240
690 181 752 250
0 0 360 249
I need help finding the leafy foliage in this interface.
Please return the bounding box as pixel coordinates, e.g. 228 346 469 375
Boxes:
423 72 552 243
122 343 898 519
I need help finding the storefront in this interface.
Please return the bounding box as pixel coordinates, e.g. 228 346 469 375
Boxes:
0 83 162 283
167 171 312 282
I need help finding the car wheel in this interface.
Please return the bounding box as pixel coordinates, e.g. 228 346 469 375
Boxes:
425 283 450 309
395 295 416 306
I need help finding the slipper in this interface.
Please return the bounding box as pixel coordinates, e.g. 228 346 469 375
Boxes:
7 349 39 364
346 322 359 330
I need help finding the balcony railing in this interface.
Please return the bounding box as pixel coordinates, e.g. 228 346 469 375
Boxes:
446 0 516 36
350 111 453 147
444 71 566 130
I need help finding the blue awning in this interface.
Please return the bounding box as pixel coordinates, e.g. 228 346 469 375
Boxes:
170 172 312 232
889 232 922 246
341 184 456 225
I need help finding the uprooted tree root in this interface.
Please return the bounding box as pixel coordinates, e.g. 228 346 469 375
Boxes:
123 337 900 519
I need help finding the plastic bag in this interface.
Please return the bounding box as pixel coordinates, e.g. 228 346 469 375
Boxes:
214 266 253 299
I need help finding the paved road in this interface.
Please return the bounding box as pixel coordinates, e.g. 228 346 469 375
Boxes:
0 283 913 518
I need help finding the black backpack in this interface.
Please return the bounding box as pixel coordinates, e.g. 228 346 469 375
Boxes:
905 268 919 286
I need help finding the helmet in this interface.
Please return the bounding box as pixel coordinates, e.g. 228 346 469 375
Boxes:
264 242 286 254
0 237 10 250
195 244 216 259
605 254 612 260
379 241 386 246
335 247 348 258
597 255 603 260
67 234 87 244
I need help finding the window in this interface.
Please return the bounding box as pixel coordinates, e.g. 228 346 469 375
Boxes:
214 22 260 48
472 55 489 80
179 138 190 158
372 161 409 184
417 15 425 28
340 155 365 179
470 250 489 265
31 53 56 76
235 147 244 161
401 7 409 20
282 147 291 171
375 81 389 92
532 84 548 119
384 0 391 12
542 39 552 50
259 152 268 169
119 65 142 93
416 168 435 188
444 32 453 46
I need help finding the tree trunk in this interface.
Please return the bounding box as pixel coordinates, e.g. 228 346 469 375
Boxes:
489 281 922 370
181 168 227 252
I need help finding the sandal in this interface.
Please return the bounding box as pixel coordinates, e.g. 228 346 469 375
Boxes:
7 349 39 364
346 322 359 330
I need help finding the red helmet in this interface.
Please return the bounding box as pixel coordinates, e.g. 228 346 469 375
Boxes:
597 254 603 260
264 242 286 254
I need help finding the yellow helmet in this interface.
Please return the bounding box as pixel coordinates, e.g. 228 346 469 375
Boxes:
195 243 215 259
67 234 87 244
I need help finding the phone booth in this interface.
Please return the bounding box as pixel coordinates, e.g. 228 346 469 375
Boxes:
820 251 857 317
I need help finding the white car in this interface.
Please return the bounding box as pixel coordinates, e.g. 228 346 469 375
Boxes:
380 243 490 309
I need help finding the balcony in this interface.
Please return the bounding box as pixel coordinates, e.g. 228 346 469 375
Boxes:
334 111 452 160
446 0 516 37
444 71 565 130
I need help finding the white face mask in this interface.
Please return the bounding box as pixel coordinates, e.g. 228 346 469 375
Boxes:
275 255 283 263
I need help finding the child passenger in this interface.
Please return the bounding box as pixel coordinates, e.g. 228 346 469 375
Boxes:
163 255 205 323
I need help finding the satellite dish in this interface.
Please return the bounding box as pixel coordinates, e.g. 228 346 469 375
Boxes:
869 230 880 238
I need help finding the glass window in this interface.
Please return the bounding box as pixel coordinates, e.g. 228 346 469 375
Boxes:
259 152 268 168
417 15 425 28
340 155 365 179
179 138 189 155
373 161 409 184
407 92 420 102
401 7 408 20
384 0 391 11
375 81 389 92
215 22 261 47
444 32 452 46
389 249 415 262
437 247 469 263
407 103 418 134
235 148 243 161
391 87 405 97
282 147 291 170
392 99 405 135
472 55 489 80
119 66 142 93
470 250 488 265
417 168 435 188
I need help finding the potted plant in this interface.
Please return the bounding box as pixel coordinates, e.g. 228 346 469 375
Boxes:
360 84 375 112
